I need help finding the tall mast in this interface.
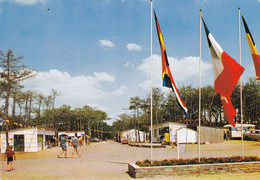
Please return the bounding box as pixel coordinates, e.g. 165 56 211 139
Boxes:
238 8 244 158
198 9 202 162
150 0 153 163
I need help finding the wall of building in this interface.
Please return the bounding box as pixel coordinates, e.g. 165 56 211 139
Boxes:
151 123 187 143
1 128 55 153
200 126 224 144
176 128 198 144
169 124 187 142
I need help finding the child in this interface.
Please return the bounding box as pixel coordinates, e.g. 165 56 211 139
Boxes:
5 145 16 172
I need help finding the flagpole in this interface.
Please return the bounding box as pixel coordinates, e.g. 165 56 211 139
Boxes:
150 0 153 163
198 9 202 162
238 8 244 158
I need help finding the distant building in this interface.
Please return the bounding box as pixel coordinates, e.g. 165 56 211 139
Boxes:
1 127 55 153
176 128 198 144
150 122 187 144
117 129 147 144
127 129 146 143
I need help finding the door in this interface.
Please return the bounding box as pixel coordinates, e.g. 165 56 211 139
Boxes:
37 135 43 150
14 135 24 152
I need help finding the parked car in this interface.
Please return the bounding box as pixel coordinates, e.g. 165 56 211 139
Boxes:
243 130 260 141
90 137 100 142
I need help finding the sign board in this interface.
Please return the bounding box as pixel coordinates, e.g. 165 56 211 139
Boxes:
177 143 186 160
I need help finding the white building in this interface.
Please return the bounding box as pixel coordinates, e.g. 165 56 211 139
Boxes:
118 129 147 144
1 127 55 153
176 127 198 144
127 129 146 143
150 122 187 143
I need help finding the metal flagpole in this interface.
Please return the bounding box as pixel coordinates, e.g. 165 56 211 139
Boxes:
238 8 244 158
150 0 153 163
198 9 202 162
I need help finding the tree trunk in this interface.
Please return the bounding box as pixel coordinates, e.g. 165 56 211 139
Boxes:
5 89 10 147
4 52 11 148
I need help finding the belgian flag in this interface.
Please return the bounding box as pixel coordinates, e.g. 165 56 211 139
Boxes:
241 14 260 80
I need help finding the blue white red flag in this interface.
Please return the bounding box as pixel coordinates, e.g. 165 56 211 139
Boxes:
202 17 245 127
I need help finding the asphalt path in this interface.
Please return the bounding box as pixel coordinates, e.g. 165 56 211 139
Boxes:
1 141 260 180
1 141 176 180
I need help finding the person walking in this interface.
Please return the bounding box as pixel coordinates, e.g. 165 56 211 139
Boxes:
5 145 16 172
71 133 81 158
58 135 67 158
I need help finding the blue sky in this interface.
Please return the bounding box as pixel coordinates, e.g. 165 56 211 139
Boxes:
0 0 259 125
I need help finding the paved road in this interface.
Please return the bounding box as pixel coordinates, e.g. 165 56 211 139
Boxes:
1 141 260 180
0 141 177 180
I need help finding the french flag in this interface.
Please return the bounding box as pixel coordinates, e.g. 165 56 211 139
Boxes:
202 17 245 127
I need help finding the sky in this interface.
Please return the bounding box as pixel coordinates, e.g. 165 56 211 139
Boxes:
0 0 259 125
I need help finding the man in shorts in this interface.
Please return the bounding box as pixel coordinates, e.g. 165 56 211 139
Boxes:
71 133 81 158
5 145 16 172
58 135 67 158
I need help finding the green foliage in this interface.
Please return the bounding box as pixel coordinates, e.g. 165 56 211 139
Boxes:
136 156 260 167
113 78 259 132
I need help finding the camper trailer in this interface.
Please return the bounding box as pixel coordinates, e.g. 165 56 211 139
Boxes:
224 124 255 139
120 130 128 144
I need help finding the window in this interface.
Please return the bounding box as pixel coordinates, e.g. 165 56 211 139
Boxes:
154 129 157 137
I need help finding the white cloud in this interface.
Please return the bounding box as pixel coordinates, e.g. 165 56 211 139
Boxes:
14 0 47 5
93 72 115 82
0 0 47 5
126 43 142 51
22 69 127 108
111 85 127 96
99 39 115 48
124 62 130 67
137 54 212 90
124 61 135 68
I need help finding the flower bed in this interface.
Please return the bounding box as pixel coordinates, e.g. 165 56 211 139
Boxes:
128 156 260 178
136 156 260 167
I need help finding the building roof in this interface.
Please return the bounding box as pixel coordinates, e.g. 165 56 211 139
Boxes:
1 126 55 133
151 122 187 129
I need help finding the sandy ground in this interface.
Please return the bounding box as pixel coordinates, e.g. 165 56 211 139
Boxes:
0 140 260 180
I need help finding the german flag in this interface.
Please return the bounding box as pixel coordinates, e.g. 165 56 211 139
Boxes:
154 10 189 119
241 14 260 80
